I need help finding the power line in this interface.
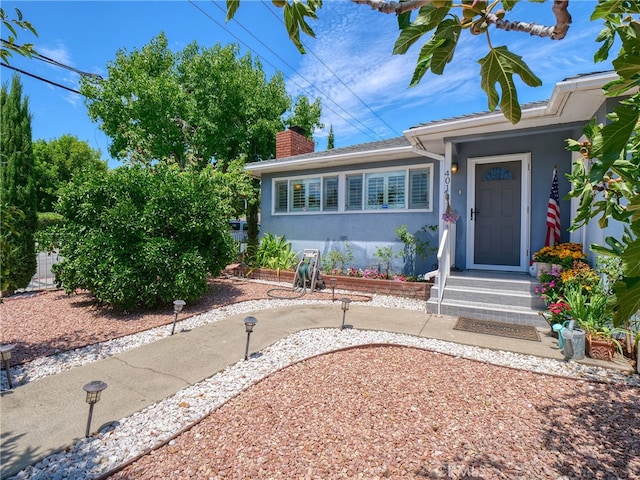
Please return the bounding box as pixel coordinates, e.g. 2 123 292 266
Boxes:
208 1 385 140
1 39 103 80
0 62 82 94
260 1 401 136
189 0 381 142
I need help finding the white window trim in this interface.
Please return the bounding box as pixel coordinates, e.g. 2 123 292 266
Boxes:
271 164 434 215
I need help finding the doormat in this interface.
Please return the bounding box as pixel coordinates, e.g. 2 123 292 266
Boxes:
454 317 540 342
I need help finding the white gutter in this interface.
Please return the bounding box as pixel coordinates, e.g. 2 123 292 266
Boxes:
405 71 619 140
411 146 444 161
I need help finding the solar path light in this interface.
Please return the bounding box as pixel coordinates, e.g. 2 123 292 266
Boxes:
244 316 257 360
340 298 351 330
83 380 107 437
330 277 337 301
171 299 186 335
0 344 16 389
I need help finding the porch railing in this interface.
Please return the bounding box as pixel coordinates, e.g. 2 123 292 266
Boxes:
424 225 451 315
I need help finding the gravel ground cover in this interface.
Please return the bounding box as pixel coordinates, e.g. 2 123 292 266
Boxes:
109 345 640 480
2 276 639 479
0 276 369 366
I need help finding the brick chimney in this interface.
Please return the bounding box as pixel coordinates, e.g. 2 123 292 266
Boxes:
276 126 314 159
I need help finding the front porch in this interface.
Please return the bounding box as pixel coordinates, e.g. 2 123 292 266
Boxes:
428 270 548 328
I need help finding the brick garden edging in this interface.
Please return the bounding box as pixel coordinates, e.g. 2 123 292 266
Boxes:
240 268 432 300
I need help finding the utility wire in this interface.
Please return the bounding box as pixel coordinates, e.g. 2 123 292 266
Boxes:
209 0 385 140
189 0 380 142
1 62 82 94
1 39 103 80
260 1 401 136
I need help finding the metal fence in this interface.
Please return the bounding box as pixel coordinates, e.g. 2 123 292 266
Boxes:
18 251 62 292
19 230 247 293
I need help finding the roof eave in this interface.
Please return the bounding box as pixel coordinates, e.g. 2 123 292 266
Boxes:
404 71 620 153
245 145 415 177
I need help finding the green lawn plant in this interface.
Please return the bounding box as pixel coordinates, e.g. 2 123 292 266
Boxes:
322 241 354 275
41 163 236 311
396 224 438 277
563 283 623 354
373 245 396 279
253 233 299 275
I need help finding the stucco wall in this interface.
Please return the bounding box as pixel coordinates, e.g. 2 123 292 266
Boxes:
448 125 584 268
580 97 627 265
259 157 441 276
258 110 618 273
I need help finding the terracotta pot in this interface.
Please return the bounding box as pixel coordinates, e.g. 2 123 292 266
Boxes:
586 334 616 361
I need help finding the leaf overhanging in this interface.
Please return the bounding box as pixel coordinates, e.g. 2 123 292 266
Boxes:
478 46 542 124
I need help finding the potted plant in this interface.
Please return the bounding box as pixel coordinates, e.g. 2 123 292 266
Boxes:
563 284 622 361
533 243 587 275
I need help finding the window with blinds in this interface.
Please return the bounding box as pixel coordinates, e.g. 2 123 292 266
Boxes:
272 164 432 214
365 171 405 209
346 175 362 211
409 169 430 209
323 176 338 211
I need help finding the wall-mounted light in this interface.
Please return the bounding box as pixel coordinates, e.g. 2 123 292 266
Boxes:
451 162 458 174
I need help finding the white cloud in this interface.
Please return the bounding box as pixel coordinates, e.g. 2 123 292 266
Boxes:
285 2 611 148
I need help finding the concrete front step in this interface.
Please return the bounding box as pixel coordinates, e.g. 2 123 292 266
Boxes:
443 271 540 292
427 298 548 327
433 284 547 310
427 271 547 327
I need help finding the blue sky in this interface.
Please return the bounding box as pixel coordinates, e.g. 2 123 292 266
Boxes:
3 1 610 169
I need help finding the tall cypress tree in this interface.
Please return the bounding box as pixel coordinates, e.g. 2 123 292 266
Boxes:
327 125 335 150
1 75 37 293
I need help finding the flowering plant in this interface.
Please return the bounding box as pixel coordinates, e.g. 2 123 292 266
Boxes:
548 301 571 324
535 266 564 304
442 192 459 223
533 243 585 267
343 266 409 281
442 211 459 223
560 261 600 292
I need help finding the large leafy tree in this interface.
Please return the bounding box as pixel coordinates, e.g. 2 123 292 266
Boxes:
286 96 324 140
228 0 640 326
80 33 313 170
33 134 108 212
80 32 321 258
0 74 37 293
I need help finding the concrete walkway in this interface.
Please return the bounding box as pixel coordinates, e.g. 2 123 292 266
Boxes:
0 303 633 478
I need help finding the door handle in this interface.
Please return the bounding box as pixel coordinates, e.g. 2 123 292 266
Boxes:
471 208 479 220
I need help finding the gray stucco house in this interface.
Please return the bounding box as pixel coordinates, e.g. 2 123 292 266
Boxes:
246 71 623 280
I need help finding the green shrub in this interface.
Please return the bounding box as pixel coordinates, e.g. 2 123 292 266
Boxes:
47 164 236 310
373 246 396 279
253 233 298 272
37 212 64 230
0 204 25 293
322 241 353 275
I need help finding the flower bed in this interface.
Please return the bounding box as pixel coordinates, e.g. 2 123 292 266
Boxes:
244 268 432 300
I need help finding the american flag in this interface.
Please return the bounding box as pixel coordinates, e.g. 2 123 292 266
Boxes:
545 169 561 246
